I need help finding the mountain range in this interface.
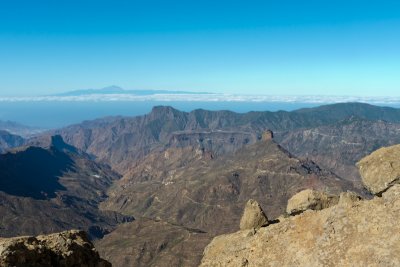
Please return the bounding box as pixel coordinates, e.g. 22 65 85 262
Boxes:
1 102 400 266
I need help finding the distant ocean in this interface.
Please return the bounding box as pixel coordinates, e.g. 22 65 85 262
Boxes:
1 101 400 129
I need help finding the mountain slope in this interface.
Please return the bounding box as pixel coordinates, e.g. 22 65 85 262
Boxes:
95 218 211 267
0 135 131 238
103 135 354 233
275 117 400 186
96 135 355 266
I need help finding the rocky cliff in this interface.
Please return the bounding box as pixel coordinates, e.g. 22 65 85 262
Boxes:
200 144 400 267
0 230 110 267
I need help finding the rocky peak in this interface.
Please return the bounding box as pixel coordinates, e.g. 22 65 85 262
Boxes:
149 106 183 120
261 130 273 141
49 135 78 153
26 134 78 154
0 230 111 267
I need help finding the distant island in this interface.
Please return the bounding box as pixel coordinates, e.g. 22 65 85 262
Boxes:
55 85 212 96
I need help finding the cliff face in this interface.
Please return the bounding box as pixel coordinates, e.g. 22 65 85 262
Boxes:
0 230 111 267
200 144 400 267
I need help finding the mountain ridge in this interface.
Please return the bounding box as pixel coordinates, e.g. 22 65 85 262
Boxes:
36 102 400 176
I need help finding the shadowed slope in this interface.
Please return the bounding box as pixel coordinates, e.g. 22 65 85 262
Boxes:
0 136 132 239
0 146 70 199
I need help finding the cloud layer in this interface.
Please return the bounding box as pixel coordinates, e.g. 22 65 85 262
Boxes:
0 93 399 104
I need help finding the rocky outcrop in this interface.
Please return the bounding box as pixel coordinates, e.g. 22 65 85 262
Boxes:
0 230 111 267
357 144 400 195
201 186 400 266
286 189 339 215
239 199 269 230
200 145 400 266
261 130 273 141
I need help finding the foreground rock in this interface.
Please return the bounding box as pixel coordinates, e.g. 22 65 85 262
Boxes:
201 185 400 266
357 144 400 195
286 189 339 215
0 230 111 267
201 141 400 267
239 199 269 230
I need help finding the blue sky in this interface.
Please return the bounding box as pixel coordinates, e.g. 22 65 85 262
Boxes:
0 0 399 96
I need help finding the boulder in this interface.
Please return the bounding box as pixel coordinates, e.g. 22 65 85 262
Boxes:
286 189 339 215
0 230 111 267
357 144 400 195
239 199 269 230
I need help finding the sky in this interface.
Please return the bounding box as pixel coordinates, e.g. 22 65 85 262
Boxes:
0 0 399 96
